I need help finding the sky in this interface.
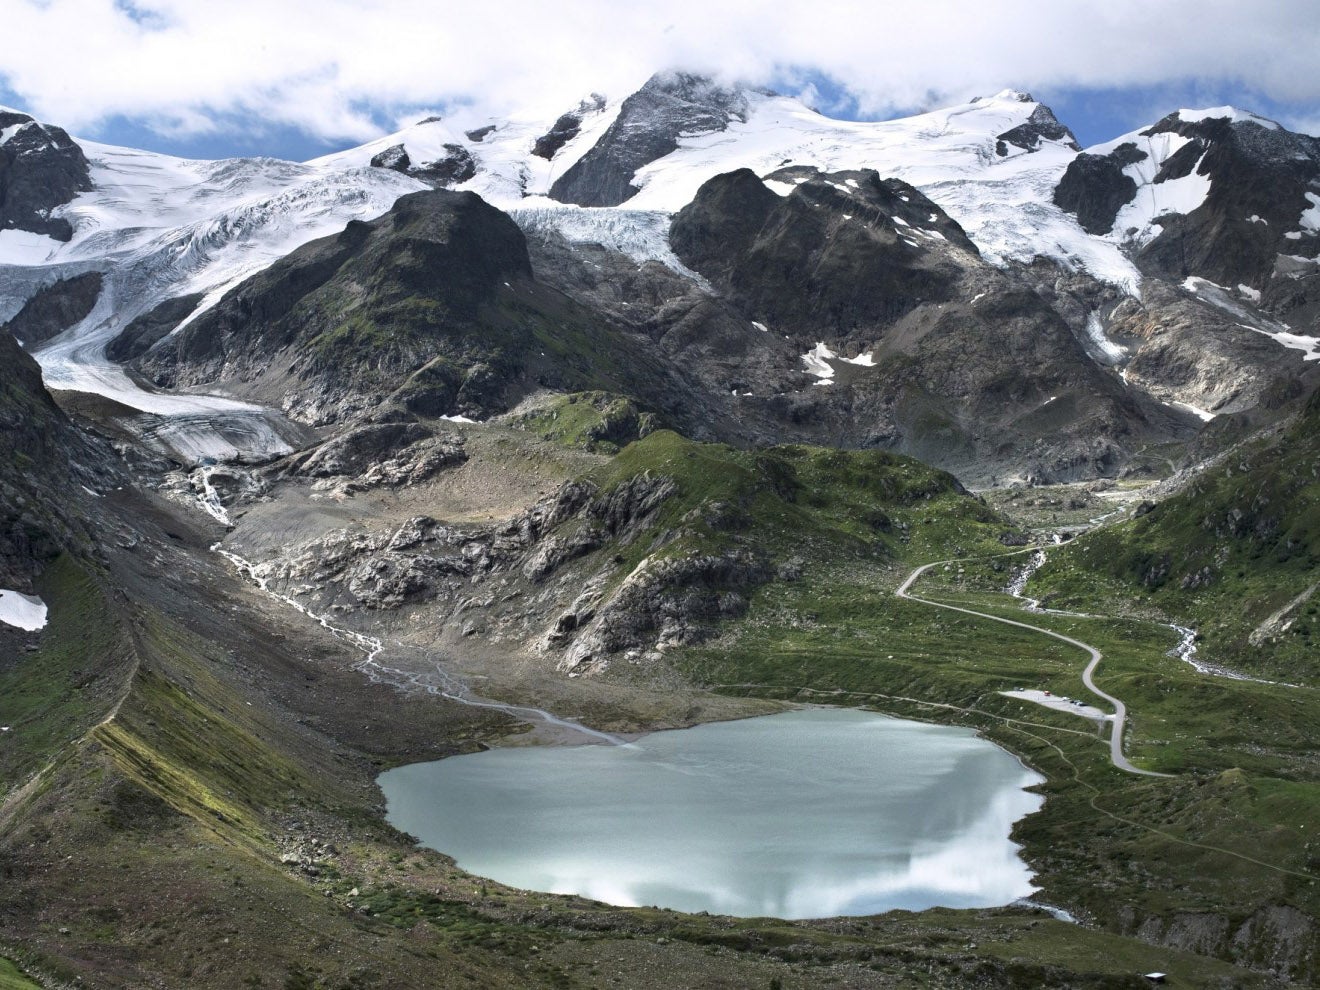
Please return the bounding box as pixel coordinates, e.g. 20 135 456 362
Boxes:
1 0 1318 161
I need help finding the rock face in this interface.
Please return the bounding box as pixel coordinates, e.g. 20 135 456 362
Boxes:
135 189 537 423
0 330 116 589
1 271 102 345
0 108 93 242
531 94 607 160
291 423 467 489
370 141 477 186
1106 279 1304 417
1052 145 1144 234
1054 110 1320 293
671 168 979 334
249 468 687 628
992 98 1080 156
106 293 203 362
549 72 753 207
1138 115 1320 290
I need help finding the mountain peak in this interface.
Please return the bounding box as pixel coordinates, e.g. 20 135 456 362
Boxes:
974 89 1035 104
639 69 770 103
548 71 758 207
1174 106 1280 130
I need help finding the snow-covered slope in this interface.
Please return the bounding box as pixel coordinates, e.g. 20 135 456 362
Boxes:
310 100 620 205
3 84 1317 467
309 88 1139 289
617 90 1141 286
0 130 428 461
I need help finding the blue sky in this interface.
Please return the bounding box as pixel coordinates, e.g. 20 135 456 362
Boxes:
2 0 1317 161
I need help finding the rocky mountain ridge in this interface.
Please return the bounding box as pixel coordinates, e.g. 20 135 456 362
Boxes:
1 75 1317 484
0 106 92 242
3 75 1320 990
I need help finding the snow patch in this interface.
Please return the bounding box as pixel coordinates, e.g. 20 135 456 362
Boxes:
1000 689 1110 722
440 414 480 425
751 321 768 332
1083 311 1127 364
0 590 47 631
1109 137 1211 250
1238 323 1320 362
1299 192 1320 233
800 342 875 378
1170 400 1217 422
801 342 838 379
0 229 61 265
0 121 32 145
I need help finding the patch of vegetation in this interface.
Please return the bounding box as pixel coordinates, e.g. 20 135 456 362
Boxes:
0 958 41 990
1031 390 1320 683
673 522 1320 981
590 430 1007 571
0 555 133 788
510 391 658 453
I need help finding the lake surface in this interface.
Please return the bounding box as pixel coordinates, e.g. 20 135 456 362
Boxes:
379 708 1044 919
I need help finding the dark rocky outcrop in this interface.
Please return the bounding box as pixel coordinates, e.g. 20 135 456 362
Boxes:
1053 144 1145 234
0 108 92 242
1055 112 1320 295
368 143 410 172
411 144 476 186
531 94 606 160
993 100 1080 156
370 140 476 186
136 190 533 421
0 330 117 590
106 293 203 362
2 271 101 345
549 73 753 207
671 168 978 336
667 168 781 283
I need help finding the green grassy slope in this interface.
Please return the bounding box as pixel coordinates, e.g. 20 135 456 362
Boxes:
1032 387 1320 683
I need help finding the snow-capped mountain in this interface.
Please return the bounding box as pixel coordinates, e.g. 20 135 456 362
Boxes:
314 79 1137 288
0 106 430 460
2 73 1318 475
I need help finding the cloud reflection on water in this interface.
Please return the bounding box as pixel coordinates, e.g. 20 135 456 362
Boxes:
380 708 1043 919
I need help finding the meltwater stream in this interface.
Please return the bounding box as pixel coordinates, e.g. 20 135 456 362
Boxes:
210 541 625 745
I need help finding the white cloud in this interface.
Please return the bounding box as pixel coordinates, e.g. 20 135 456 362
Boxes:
4 0 1320 144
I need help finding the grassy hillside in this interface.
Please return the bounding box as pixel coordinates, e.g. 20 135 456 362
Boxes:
5 418 1315 985
1031 387 1320 683
3 476 1273 988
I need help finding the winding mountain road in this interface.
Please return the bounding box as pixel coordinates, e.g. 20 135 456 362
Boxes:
896 559 1171 778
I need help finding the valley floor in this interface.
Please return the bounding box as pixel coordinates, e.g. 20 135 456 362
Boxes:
2 416 1316 989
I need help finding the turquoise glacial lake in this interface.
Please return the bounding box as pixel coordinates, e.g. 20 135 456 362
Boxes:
379 707 1044 919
